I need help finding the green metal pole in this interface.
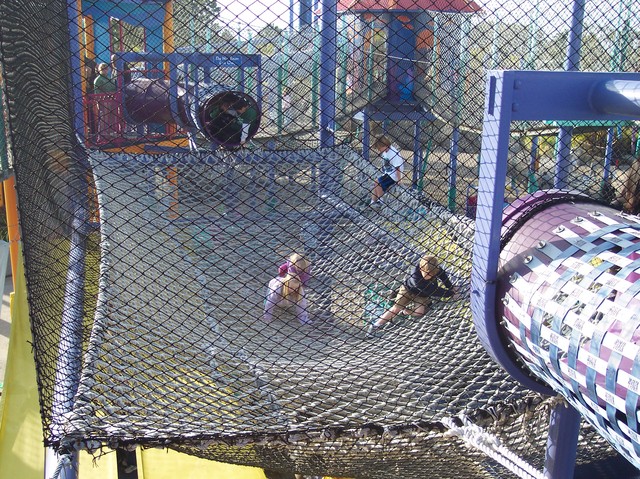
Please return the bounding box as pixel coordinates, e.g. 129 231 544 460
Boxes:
447 17 471 213
611 0 632 72
417 137 432 191
246 32 254 92
236 22 242 86
526 0 540 70
277 37 285 133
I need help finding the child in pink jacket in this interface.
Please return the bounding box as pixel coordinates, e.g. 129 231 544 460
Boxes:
264 253 312 325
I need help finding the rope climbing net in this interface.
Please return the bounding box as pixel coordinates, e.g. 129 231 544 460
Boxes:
42 146 612 478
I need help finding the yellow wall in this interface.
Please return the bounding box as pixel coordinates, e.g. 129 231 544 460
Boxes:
0 248 266 479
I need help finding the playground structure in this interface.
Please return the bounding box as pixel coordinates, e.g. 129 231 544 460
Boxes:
3 1 640 479
472 70 640 474
79 2 263 149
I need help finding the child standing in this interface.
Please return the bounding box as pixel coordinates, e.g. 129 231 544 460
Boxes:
93 63 116 93
367 255 455 337
264 253 312 325
370 135 404 206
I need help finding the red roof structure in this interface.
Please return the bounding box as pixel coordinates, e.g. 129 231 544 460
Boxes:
337 0 481 13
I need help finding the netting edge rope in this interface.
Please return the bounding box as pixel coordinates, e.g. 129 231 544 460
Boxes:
442 414 546 479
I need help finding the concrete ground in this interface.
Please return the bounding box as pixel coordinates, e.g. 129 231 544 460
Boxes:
0 273 13 388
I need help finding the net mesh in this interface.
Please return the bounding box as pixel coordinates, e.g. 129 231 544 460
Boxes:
1 0 639 477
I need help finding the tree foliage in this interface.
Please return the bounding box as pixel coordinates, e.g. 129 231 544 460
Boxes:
172 0 222 48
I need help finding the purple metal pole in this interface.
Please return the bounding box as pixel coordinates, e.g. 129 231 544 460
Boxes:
544 403 581 478
319 0 337 148
471 72 550 392
591 80 640 117
290 0 295 31
564 0 586 72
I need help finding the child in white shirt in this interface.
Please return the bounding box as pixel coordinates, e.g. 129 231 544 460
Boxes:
370 135 404 206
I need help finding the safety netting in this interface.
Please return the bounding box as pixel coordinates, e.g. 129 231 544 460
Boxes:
1 0 639 478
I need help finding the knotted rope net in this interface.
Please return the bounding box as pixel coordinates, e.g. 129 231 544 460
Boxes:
42 146 616 478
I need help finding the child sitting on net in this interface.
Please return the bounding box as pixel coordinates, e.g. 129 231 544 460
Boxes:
264 253 312 325
367 255 455 336
278 252 312 285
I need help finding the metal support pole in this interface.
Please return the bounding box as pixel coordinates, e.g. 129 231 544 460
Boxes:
554 0 586 188
2 176 19 288
417 137 432 191
363 110 370 163
448 127 459 212
543 403 581 479
527 135 539 193
366 22 375 103
412 120 422 188
603 127 614 187
319 0 337 148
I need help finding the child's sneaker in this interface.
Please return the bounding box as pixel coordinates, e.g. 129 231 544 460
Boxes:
366 323 385 338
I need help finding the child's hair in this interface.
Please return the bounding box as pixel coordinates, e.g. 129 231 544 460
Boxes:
282 273 303 303
97 62 109 73
288 253 310 275
373 135 392 149
419 255 440 276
